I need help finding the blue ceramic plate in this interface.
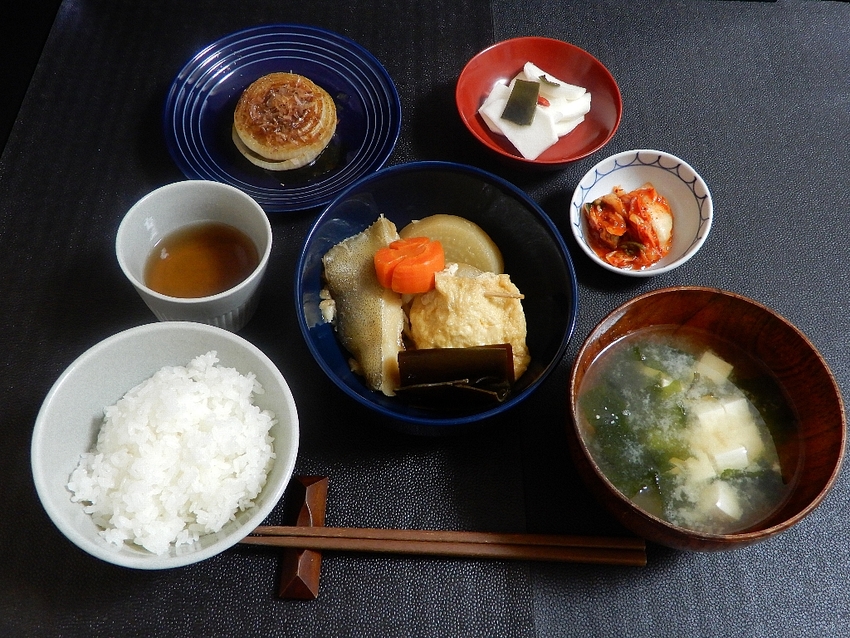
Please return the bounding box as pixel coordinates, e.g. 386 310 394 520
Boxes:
296 161 578 434
164 25 401 213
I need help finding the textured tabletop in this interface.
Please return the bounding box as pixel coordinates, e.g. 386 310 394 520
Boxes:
2 1 848 636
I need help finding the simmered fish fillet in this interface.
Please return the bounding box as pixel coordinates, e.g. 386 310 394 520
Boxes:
322 216 405 396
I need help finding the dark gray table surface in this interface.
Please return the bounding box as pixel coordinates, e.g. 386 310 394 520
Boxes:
2 0 849 636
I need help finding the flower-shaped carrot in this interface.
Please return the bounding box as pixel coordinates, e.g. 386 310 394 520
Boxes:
374 237 445 294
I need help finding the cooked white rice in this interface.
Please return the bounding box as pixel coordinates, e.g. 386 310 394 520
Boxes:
67 351 276 555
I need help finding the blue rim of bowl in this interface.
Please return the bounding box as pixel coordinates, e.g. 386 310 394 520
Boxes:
570 149 713 277
163 24 401 213
295 160 578 428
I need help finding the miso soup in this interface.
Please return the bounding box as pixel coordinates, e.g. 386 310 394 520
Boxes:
577 326 799 535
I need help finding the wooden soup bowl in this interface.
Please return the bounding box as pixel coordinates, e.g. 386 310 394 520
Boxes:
568 287 845 551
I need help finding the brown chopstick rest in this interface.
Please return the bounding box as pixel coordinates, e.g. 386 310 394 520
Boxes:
277 475 329 600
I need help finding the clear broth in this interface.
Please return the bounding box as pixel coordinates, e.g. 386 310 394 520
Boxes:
144 221 259 298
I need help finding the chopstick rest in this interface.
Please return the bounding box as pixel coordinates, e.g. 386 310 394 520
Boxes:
277 476 329 600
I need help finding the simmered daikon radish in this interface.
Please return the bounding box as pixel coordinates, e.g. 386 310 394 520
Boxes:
399 214 504 274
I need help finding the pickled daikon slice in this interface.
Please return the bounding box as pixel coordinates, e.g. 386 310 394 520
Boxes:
478 61 591 160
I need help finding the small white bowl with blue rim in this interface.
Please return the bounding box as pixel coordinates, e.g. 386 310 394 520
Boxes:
570 149 713 277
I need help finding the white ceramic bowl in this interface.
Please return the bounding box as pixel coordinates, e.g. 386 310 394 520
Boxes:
31 322 299 569
116 180 273 332
570 149 713 276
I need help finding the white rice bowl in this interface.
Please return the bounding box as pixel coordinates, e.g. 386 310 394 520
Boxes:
31 322 299 569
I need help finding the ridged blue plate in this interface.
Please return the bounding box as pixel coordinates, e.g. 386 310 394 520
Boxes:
164 25 401 212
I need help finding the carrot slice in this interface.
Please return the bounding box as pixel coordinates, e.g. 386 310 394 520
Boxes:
374 236 429 288
374 237 445 294
392 242 445 293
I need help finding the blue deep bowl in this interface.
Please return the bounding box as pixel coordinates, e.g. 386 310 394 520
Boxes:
295 161 578 433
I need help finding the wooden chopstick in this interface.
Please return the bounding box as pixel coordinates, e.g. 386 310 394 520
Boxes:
241 526 646 567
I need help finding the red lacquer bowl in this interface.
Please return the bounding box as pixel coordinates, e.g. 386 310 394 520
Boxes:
456 37 622 169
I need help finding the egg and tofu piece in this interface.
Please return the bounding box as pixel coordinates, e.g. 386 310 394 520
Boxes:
408 264 530 380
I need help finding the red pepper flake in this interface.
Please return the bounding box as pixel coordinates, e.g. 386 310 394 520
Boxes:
537 96 550 107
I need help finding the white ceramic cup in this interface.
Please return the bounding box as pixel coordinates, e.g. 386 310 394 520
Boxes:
116 180 272 332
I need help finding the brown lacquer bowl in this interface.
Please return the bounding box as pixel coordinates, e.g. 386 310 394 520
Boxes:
568 287 845 551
